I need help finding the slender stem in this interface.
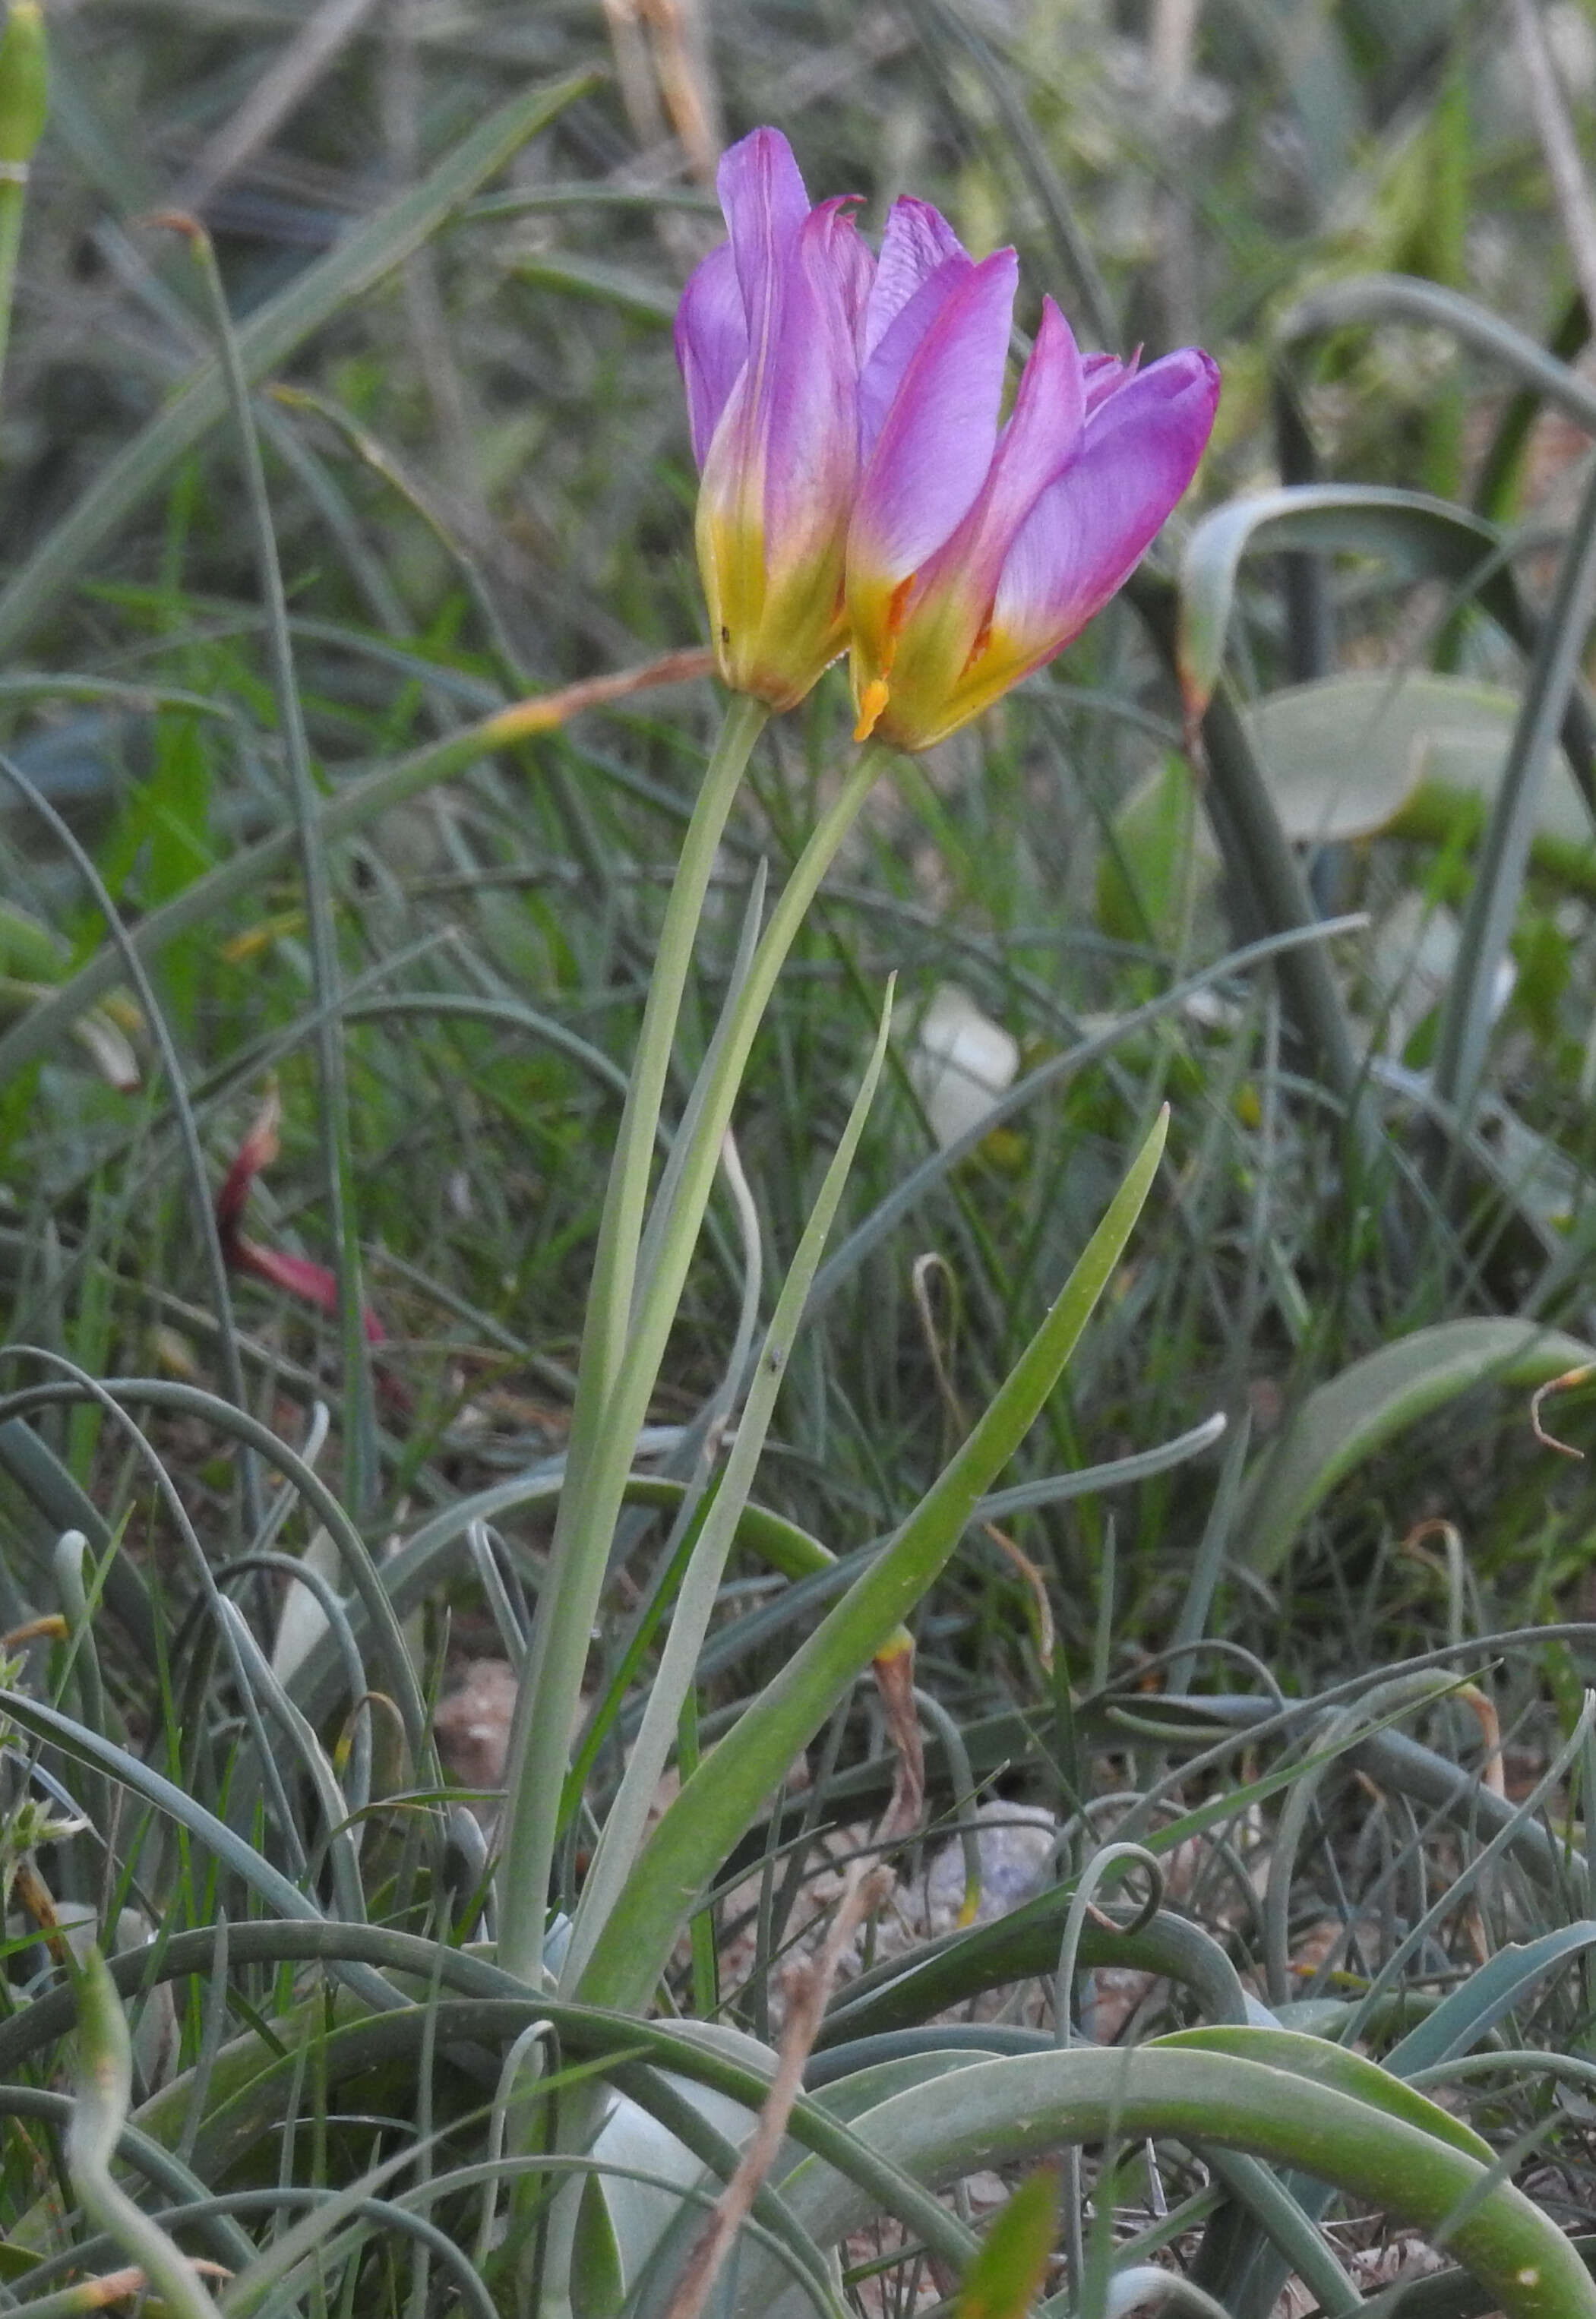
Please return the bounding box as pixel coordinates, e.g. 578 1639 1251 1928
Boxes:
1506 0 1596 333
558 985 896 1994
579 688 770 1420
179 217 377 1512
0 0 46 413
494 690 768 1983
1433 449 1596 1116
0 173 27 404
593 742 893 1455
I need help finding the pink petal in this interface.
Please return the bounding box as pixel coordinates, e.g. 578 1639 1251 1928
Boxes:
861 196 967 361
992 346 1219 659
758 197 868 564
830 197 877 336
1082 349 1136 414
718 126 811 361
700 135 864 539
858 250 972 462
675 242 746 470
851 246 1019 586
913 296 1087 617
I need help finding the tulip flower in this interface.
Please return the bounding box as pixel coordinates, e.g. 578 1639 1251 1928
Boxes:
675 128 870 709
847 207 1220 750
676 132 1219 744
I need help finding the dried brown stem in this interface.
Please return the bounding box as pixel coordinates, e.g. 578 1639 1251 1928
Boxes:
659 1854 892 2319
661 1641 925 2319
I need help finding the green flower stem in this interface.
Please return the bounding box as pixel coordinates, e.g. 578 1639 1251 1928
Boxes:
493 691 770 1985
579 690 770 1417
558 983 898 1992
0 0 46 412
0 174 28 406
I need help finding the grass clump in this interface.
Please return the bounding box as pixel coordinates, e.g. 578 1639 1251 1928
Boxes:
1 2 1595 2314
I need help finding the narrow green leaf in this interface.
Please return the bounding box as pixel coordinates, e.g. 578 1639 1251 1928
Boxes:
1152 2028 1493 2163
1278 273 1596 437
1179 487 1506 719
1237 1319 1596 1575
574 1110 1168 2015
746 2045 1596 2319
69 1950 223 2319
1386 1922 1596 2077
0 1689 394 2022
0 670 661 1087
1433 452 1596 1108
953 2166 1058 2319
510 250 678 321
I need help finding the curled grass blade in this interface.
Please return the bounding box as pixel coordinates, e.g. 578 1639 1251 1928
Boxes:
1277 272 1596 435
0 1373 431 1769
751 2043 1596 2319
68 1950 223 2319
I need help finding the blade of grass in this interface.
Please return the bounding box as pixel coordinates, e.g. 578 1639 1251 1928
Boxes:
560 981 898 1991
574 1108 1168 2016
0 753 264 1532
756 2042 1596 2319
0 651 714 1088
804 915 1367 1324
169 216 376 1510
0 1 47 403
0 1373 431 1770
68 1951 223 2319
1433 452 1596 1112
1278 273 1596 435
0 68 596 660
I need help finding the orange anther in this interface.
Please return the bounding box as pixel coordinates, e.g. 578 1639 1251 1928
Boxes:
854 678 890 741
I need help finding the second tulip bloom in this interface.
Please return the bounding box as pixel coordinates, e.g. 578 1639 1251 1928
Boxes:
675 129 1220 747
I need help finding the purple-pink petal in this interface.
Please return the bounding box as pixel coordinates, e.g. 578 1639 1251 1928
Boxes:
852 245 1019 584
675 241 746 469
757 197 869 560
718 127 810 343
1082 348 1136 414
817 194 875 338
858 250 972 463
861 197 967 362
912 295 1087 614
993 347 1220 657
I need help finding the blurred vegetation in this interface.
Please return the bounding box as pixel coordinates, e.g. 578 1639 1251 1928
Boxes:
4 0 1596 2308
11 0 1596 1649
